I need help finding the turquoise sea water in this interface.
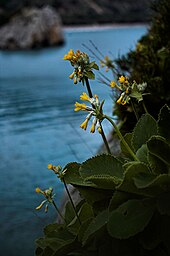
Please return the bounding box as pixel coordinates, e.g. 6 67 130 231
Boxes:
0 25 147 256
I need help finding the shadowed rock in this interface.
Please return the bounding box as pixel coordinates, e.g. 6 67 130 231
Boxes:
0 6 64 50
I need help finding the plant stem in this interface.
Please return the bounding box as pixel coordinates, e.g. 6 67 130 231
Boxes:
52 200 66 224
63 179 81 225
85 77 93 98
142 101 148 114
131 99 139 121
104 115 139 161
99 122 112 154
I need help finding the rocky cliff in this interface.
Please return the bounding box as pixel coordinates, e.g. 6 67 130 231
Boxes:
0 0 154 26
0 6 64 50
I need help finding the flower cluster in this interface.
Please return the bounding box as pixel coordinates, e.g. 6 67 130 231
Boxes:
109 75 147 105
48 164 66 180
74 92 104 133
35 187 55 213
100 55 115 72
63 49 99 84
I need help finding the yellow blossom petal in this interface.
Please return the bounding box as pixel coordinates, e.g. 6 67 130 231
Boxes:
90 123 96 133
35 200 47 210
35 187 41 193
48 164 53 170
116 95 123 104
80 119 88 130
80 92 90 102
69 72 75 79
118 75 126 84
63 49 74 60
110 81 116 88
74 102 87 112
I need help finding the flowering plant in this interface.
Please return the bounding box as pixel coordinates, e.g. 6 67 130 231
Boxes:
35 49 170 256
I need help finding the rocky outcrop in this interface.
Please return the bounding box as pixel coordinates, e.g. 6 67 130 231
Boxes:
0 6 64 50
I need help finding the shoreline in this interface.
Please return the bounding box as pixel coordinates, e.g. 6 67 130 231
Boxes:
63 22 149 32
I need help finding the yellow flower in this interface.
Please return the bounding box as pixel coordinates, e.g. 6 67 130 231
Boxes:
110 81 116 88
80 119 89 130
116 95 123 104
36 200 47 210
80 92 90 102
69 72 75 79
74 102 87 112
90 122 96 133
35 187 41 193
118 75 126 84
97 126 102 134
74 77 77 84
48 164 53 170
104 56 109 61
63 49 74 60
90 118 97 133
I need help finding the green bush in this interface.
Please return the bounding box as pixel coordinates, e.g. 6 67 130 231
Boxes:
116 0 170 126
35 105 170 256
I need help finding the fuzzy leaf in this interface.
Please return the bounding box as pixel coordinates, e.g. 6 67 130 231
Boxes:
117 162 153 196
148 152 169 174
109 191 133 212
134 173 170 195
107 199 154 239
82 209 108 245
147 135 170 167
80 154 124 180
85 175 122 190
76 185 113 204
132 114 158 152
158 104 170 143
136 144 148 163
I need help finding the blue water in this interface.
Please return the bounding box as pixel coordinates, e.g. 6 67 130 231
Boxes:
0 25 147 256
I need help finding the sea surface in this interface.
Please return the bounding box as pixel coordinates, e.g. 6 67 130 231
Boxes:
0 25 147 256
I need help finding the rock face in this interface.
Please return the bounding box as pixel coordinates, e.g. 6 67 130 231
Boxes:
0 6 64 50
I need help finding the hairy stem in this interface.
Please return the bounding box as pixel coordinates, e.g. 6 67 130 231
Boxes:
52 200 66 224
85 77 93 98
63 179 81 225
104 115 139 161
99 122 112 154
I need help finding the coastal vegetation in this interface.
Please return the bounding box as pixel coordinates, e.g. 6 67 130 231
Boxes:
34 0 170 254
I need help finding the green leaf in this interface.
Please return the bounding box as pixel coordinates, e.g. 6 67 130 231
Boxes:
76 186 113 204
80 154 124 180
134 173 170 195
148 151 169 174
85 71 95 80
117 162 153 196
109 191 133 212
120 133 134 159
136 144 148 164
82 209 108 245
89 61 99 70
147 135 170 167
68 202 94 235
63 162 83 185
78 217 93 242
107 199 155 239
157 192 170 216
64 201 76 225
132 114 158 152
158 104 170 143
85 175 122 190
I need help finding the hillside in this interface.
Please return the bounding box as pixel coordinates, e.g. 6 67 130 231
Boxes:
0 0 154 26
